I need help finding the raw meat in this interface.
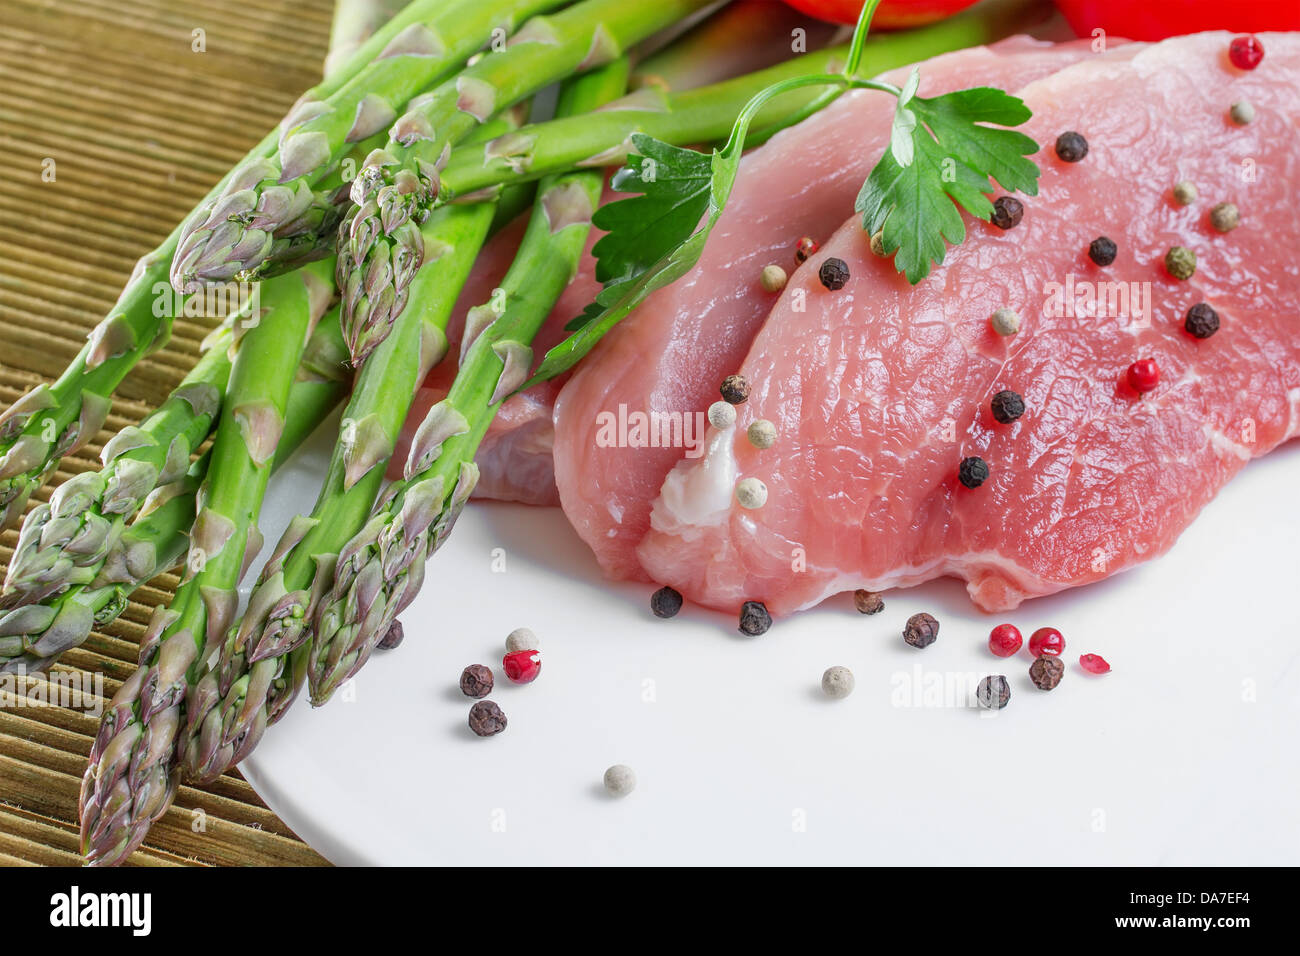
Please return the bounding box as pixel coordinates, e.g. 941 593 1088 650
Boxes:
637 32 1300 615
552 35 1113 579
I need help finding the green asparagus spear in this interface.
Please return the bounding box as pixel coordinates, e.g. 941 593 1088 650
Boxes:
0 306 350 678
0 0 502 532
337 0 712 365
629 0 840 93
310 58 628 704
2 339 230 609
437 0 1044 197
172 0 568 292
79 266 324 866
324 0 408 79
338 105 530 363
181 189 505 783
1 258 332 610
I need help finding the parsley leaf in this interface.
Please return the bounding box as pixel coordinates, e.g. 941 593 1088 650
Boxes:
522 0 1042 390
525 132 735 385
856 74 1039 283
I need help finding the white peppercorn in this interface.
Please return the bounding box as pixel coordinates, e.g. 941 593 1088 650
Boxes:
747 419 777 449
505 627 539 653
708 400 737 429
990 307 1020 336
760 264 788 293
1172 180 1198 205
821 666 855 699
604 764 637 797
735 477 767 509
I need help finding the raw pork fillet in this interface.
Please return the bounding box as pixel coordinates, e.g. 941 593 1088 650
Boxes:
637 32 1300 615
552 36 1112 579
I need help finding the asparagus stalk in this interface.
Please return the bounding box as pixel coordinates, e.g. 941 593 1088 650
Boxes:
338 107 529 362
180 189 505 783
171 0 568 292
0 0 484 532
324 0 408 79
630 0 842 93
437 0 1044 197
338 0 712 365
2 258 331 609
1 0 360 678
2 338 231 610
0 307 350 678
310 59 628 704
79 267 324 866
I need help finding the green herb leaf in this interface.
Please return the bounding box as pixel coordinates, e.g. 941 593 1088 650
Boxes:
587 137 714 287
856 84 1039 283
526 132 737 386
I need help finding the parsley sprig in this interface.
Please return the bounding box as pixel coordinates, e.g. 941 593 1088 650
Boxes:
856 68 1039 282
523 0 1039 388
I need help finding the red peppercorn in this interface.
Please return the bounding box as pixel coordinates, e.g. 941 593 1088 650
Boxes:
1079 653 1111 675
1126 359 1160 394
988 623 1023 658
794 236 818 264
1228 35 1264 71
1028 627 1065 657
502 649 541 684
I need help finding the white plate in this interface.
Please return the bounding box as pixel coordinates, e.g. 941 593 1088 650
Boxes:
242 418 1300 865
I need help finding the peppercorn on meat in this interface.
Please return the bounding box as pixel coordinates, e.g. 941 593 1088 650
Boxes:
549 36 1112 581
636 32 1300 614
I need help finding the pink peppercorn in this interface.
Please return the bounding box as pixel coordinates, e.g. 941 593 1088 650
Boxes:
1080 653 1111 674
1228 35 1264 71
1126 359 1160 394
502 649 541 684
1028 627 1065 657
988 624 1023 658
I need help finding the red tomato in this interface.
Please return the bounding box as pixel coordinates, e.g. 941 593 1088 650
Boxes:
1052 0 1300 40
781 0 981 29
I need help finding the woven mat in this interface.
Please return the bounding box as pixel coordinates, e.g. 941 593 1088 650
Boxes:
0 0 338 866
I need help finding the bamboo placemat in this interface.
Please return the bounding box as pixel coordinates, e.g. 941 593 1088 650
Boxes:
0 0 339 866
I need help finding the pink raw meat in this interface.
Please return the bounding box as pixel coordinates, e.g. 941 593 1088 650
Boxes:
637 32 1300 615
552 35 1112 580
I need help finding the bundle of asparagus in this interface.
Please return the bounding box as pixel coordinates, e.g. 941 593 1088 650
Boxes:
0 0 1044 864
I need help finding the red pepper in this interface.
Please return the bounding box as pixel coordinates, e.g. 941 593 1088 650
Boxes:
1052 1 1300 41
780 0 980 29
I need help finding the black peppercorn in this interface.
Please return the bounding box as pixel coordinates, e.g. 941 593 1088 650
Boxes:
818 257 850 290
990 196 1024 229
1054 131 1088 162
459 664 494 699
1029 655 1065 690
378 620 405 650
738 600 772 636
959 456 989 488
468 700 507 737
976 675 1011 709
720 374 750 405
990 389 1025 424
853 589 884 615
1184 302 1220 339
651 585 683 618
1088 236 1117 266
903 612 939 648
